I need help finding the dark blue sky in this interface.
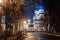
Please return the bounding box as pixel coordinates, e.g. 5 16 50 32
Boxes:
24 0 35 20
24 0 43 20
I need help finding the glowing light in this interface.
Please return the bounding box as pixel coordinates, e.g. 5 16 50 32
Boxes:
0 0 3 3
23 21 28 29
24 24 28 29
24 21 26 24
27 19 31 23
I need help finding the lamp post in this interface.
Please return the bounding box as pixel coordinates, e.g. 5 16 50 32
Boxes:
23 21 28 30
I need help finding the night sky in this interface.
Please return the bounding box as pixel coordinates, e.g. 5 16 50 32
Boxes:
47 0 60 24
24 0 60 20
24 0 34 20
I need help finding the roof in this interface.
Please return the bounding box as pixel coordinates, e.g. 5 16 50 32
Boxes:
35 4 45 11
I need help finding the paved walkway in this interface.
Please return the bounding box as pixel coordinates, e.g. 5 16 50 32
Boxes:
23 33 38 40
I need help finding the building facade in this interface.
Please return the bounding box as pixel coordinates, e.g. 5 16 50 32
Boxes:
33 4 49 31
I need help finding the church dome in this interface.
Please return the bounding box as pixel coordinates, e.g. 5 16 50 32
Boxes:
35 4 45 11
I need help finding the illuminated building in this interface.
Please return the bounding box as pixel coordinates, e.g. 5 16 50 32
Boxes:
33 0 49 31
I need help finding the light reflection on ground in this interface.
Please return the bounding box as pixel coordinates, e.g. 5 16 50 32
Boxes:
23 33 38 40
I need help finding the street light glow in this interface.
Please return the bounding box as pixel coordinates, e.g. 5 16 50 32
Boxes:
23 20 28 29
28 19 31 23
24 21 26 24
0 0 3 3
